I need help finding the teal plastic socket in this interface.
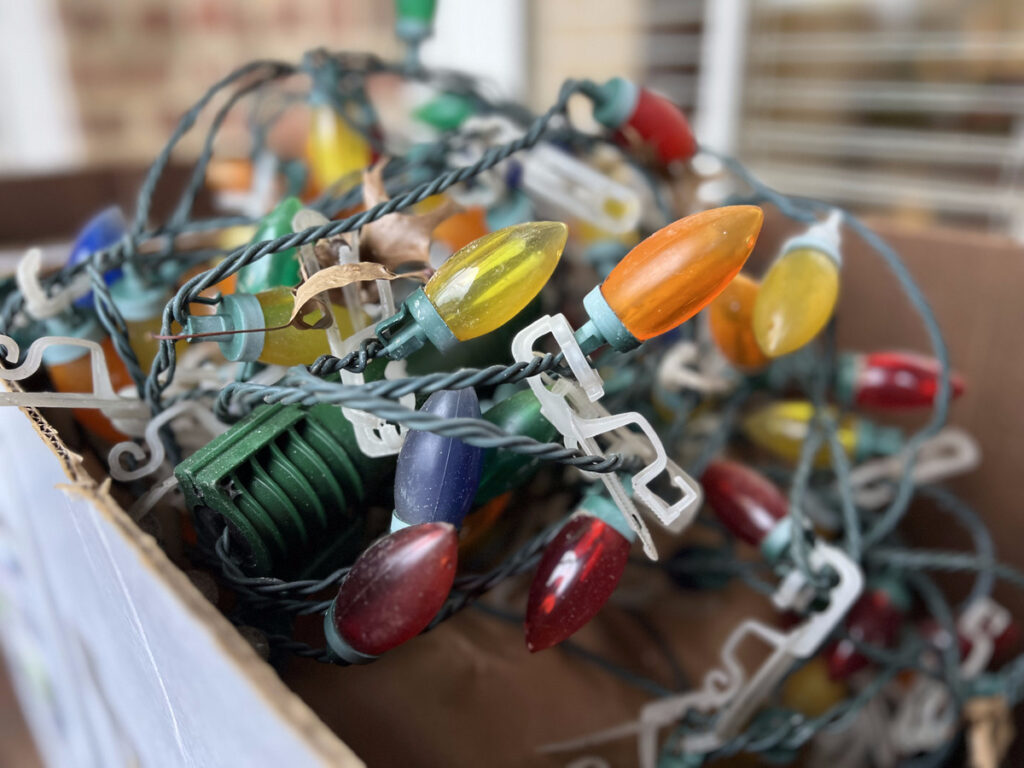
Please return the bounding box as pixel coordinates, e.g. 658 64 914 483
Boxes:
175 403 391 578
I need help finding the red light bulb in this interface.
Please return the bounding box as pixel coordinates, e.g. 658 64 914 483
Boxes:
325 522 457 662
825 581 909 680
525 497 634 652
921 614 1021 668
701 460 789 550
837 351 966 410
592 78 697 166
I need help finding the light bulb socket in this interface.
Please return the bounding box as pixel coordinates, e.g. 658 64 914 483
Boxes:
41 313 102 366
486 190 533 231
575 285 639 356
579 493 636 543
109 265 167 322
377 286 457 360
395 17 432 44
184 292 265 363
833 352 860 407
323 601 379 665
867 573 912 613
759 516 794 564
591 77 639 130
389 513 411 533
780 210 843 268
854 418 904 460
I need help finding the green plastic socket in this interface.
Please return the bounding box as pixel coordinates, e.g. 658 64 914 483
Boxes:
175 403 390 578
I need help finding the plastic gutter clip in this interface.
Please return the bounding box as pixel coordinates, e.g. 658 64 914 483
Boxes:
540 539 863 768
511 313 703 558
0 334 148 420
218 151 278 218
16 248 92 321
454 116 641 233
518 142 640 234
108 400 228 482
128 475 181 522
292 208 411 457
847 427 980 509
656 340 735 395
890 597 1013 755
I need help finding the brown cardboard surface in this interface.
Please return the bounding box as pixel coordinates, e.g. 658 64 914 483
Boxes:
4 200 1023 766
0 390 361 767
284 213 1024 766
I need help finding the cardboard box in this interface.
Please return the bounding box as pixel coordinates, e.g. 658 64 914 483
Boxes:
1 205 1022 767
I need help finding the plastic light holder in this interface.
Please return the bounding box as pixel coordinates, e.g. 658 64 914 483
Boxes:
175 403 390 578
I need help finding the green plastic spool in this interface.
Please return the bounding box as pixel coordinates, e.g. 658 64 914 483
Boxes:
175 403 390 578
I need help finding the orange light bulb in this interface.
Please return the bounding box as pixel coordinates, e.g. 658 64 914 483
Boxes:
708 273 769 370
602 206 763 341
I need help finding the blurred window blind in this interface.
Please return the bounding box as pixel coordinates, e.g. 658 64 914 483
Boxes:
645 0 1024 239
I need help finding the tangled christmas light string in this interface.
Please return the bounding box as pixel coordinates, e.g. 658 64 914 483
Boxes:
1 43 1023 768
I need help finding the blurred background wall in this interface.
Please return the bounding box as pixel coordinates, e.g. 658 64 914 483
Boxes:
0 0 1022 237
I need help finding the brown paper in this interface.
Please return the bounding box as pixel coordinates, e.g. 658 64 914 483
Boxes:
966 697 1015 768
287 262 402 328
359 161 460 269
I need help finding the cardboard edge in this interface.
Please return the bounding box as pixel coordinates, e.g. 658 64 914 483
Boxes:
3 380 364 768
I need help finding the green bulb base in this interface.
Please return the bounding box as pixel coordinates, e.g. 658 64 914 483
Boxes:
575 285 639 356
324 602 378 664
591 77 638 130
760 516 794 564
855 419 905 460
377 286 457 360
184 292 264 362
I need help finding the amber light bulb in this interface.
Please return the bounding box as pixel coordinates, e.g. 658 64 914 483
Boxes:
324 522 457 663
575 206 763 355
708 273 769 371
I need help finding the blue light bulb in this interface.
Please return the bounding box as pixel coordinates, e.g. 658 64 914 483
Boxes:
67 206 128 309
392 389 484 530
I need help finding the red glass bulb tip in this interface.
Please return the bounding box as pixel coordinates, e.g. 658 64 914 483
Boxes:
852 351 966 409
525 514 631 653
700 459 788 547
332 522 458 657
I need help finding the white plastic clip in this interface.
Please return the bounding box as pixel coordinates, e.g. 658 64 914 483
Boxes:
216 150 278 218
511 314 703 558
455 115 641 233
890 597 1012 755
0 334 148 420
656 340 735 396
16 248 91 320
847 427 980 509
108 400 227 482
541 540 863 768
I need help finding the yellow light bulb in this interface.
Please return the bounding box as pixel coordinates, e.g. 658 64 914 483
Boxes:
601 206 763 341
741 400 858 467
781 657 848 718
255 287 364 366
708 273 769 371
752 248 839 357
424 221 567 341
306 105 372 194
